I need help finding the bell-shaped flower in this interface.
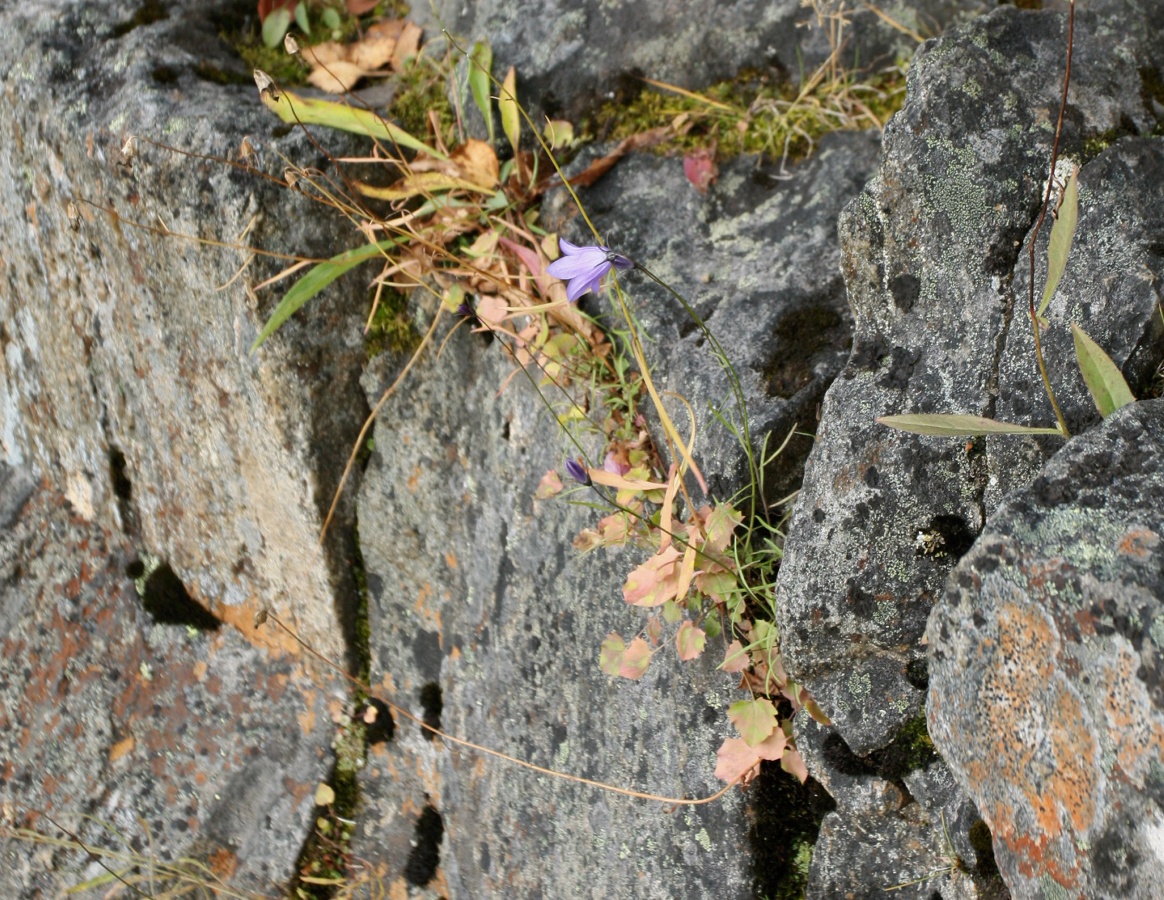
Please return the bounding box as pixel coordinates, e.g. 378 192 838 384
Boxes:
546 239 632 302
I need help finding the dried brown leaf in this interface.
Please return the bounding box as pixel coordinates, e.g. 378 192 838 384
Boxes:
307 60 367 94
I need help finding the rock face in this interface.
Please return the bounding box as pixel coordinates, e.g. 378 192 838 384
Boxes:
773 2 1164 896
417 0 987 122
353 320 751 898
1 0 368 891
776 0 1164 761
0 465 337 895
928 400 1164 899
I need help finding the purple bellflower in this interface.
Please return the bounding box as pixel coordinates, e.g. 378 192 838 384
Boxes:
564 457 591 485
546 239 633 303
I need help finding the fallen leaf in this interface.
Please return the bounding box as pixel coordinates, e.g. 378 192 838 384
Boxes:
683 144 718 193
391 21 423 70
451 139 500 189
564 126 672 189
307 60 367 94
314 783 336 806
301 41 346 68
349 32 396 71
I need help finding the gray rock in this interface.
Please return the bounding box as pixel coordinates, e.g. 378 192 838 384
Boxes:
353 310 749 898
0 479 338 896
419 0 988 124
0 0 372 666
928 399 1164 900
776 0 1164 760
1 0 375 890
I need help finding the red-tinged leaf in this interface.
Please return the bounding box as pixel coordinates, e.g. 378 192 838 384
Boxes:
573 528 601 552
646 615 663 646
722 640 749 673
781 747 808 783
597 512 631 546
755 729 788 761
599 633 625 677
714 737 762 784
535 469 563 500
618 637 651 679
704 503 743 554
475 294 508 325
498 236 555 300
728 697 778 747
676 621 706 661
346 0 381 13
623 545 682 607
683 145 718 194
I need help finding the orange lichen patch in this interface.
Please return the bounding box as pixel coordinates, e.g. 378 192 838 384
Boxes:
448 646 462 663
109 735 136 762
430 869 451 897
1100 646 1164 786
215 600 301 655
192 660 208 681
298 700 317 737
282 776 314 812
445 550 458 569
1116 528 1159 559
207 846 238 880
388 877 409 900
408 464 424 492
413 583 444 636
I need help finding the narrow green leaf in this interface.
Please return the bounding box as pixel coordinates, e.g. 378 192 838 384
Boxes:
499 66 520 155
1071 323 1135 416
251 238 401 351
294 1 311 36
1038 166 1079 318
257 83 446 159
877 414 1063 437
468 42 494 144
262 8 293 48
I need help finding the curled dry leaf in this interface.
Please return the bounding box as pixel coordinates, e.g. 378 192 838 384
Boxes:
308 60 367 94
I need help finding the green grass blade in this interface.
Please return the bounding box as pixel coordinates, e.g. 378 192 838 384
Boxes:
251 238 402 351
877 413 1064 436
1038 166 1079 318
258 82 446 160
469 41 494 144
1071 323 1135 417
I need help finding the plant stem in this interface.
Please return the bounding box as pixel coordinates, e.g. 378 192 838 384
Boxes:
1027 1 1075 438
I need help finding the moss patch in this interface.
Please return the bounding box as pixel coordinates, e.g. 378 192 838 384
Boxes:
365 287 420 359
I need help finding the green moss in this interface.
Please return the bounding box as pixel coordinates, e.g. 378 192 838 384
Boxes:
365 287 419 359
388 55 457 149
897 714 938 771
750 763 835 899
582 63 909 164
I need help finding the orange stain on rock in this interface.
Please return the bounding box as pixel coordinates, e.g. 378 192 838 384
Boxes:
1117 528 1158 559
109 735 136 763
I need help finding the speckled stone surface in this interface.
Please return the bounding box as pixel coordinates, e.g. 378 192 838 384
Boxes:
776 0 1164 762
0 467 340 896
928 399 1164 899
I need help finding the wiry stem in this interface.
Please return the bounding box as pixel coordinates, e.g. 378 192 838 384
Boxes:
1027 1 1075 438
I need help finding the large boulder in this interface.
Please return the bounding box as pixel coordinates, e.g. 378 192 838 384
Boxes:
928 399 1164 898
776 0 1164 760
0 0 372 890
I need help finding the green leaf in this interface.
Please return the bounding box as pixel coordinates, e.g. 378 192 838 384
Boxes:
1071 323 1135 417
661 600 682 624
262 7 293 48
499 66 520 155
320 6 341 30
877 414 1063 437
728 698 778 747
468 42 494 144
1038 166 1079 318
257 83 446 159
599 633 625 677
294 1 311 36
251 238 402 351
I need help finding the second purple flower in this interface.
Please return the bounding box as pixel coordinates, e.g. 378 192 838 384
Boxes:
546 239 633 303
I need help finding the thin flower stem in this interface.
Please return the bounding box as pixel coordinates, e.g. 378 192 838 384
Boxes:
264 613 742 805
1027 2 1075 439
